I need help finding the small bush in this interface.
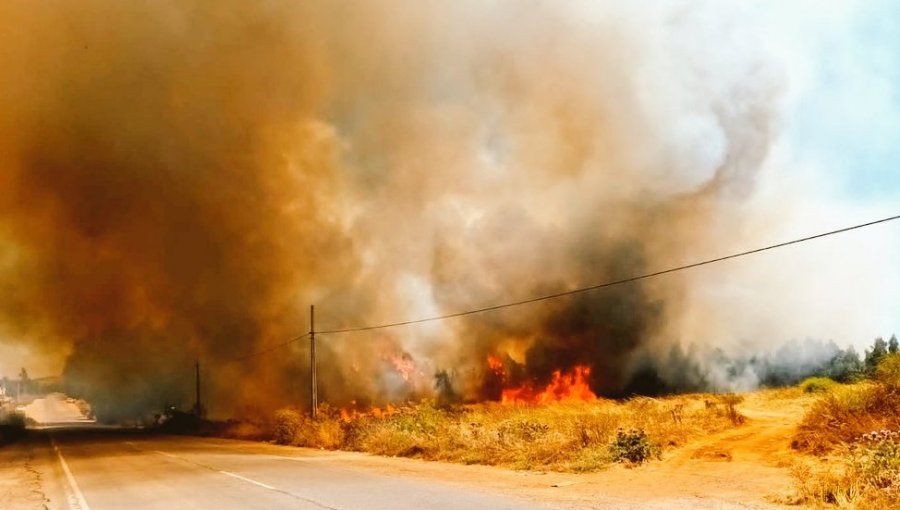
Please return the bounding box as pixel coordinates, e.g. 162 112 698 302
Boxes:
800 376 838 394
273 408 302 445
608 428 660 465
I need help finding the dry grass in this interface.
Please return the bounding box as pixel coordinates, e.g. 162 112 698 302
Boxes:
789 354 900 509
274 393 743 472
793 353 900 456
792 382 900 455
791 438 900 510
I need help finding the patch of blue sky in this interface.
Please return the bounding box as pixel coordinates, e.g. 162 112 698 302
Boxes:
785 0 900 201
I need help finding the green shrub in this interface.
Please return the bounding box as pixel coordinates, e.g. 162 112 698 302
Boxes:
800 376 837 394
608 428 660 465
273 408 302 445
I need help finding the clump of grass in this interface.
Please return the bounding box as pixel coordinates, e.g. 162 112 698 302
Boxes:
608 428 660 465
275 394 740 472
801 376 838 394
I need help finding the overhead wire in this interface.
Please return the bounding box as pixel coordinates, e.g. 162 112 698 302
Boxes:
223 213 900 360
316 213 900 335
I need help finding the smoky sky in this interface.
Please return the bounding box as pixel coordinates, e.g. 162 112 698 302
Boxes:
0 1 783 418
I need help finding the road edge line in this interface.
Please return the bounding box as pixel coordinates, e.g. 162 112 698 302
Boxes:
51 437 91 510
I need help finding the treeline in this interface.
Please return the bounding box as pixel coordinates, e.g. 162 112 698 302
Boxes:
623 335 898 396
713 335 899 389
756 334 897 385
0 369 63 398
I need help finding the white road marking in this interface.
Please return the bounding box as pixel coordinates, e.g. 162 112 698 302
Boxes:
147 446 339 510
51 438 92 510
219 470 278 490
150 449 278 491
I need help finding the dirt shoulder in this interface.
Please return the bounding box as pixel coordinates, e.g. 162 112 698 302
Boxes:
0 435 51 510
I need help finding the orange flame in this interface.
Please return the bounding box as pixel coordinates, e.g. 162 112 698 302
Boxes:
487 354 505 376
498 365 596 404
339 404 399 423
384 352 417 382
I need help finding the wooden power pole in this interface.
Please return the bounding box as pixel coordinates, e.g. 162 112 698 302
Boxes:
309 305 317 418
194 360 202 417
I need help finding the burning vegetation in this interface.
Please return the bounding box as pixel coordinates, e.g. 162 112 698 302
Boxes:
272 393 743 471
486 355 597 405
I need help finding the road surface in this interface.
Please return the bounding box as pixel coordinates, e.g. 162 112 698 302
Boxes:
4 394 558 510
3 430 563 510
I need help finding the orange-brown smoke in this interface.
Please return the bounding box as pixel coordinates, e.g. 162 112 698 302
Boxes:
0 1 782 419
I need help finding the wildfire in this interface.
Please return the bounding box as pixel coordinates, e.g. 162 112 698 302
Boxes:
339 404 398 422
487 354 505 376
488 356 597 404
391 355 416 381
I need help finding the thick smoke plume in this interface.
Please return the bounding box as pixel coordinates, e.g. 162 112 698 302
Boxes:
0 1 783 419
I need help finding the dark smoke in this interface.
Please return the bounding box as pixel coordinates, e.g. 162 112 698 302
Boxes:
0 1 785 419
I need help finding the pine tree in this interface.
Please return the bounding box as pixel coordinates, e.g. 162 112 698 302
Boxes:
889 334 899 354
865 337 889 373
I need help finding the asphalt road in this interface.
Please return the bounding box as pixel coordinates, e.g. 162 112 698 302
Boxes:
18 430 559 510
4 394 555 510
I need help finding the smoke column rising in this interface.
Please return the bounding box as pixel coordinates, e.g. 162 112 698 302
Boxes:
0 1 788 418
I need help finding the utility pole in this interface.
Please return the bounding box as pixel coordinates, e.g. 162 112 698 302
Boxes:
194 360 202 418
310 304 317 418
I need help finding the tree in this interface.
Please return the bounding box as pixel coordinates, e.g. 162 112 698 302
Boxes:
889 334 899 354
865 337 889 373
826 346 864 382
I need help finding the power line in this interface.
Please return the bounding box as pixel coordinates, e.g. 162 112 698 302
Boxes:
317 213 900 335
229 332 310 362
